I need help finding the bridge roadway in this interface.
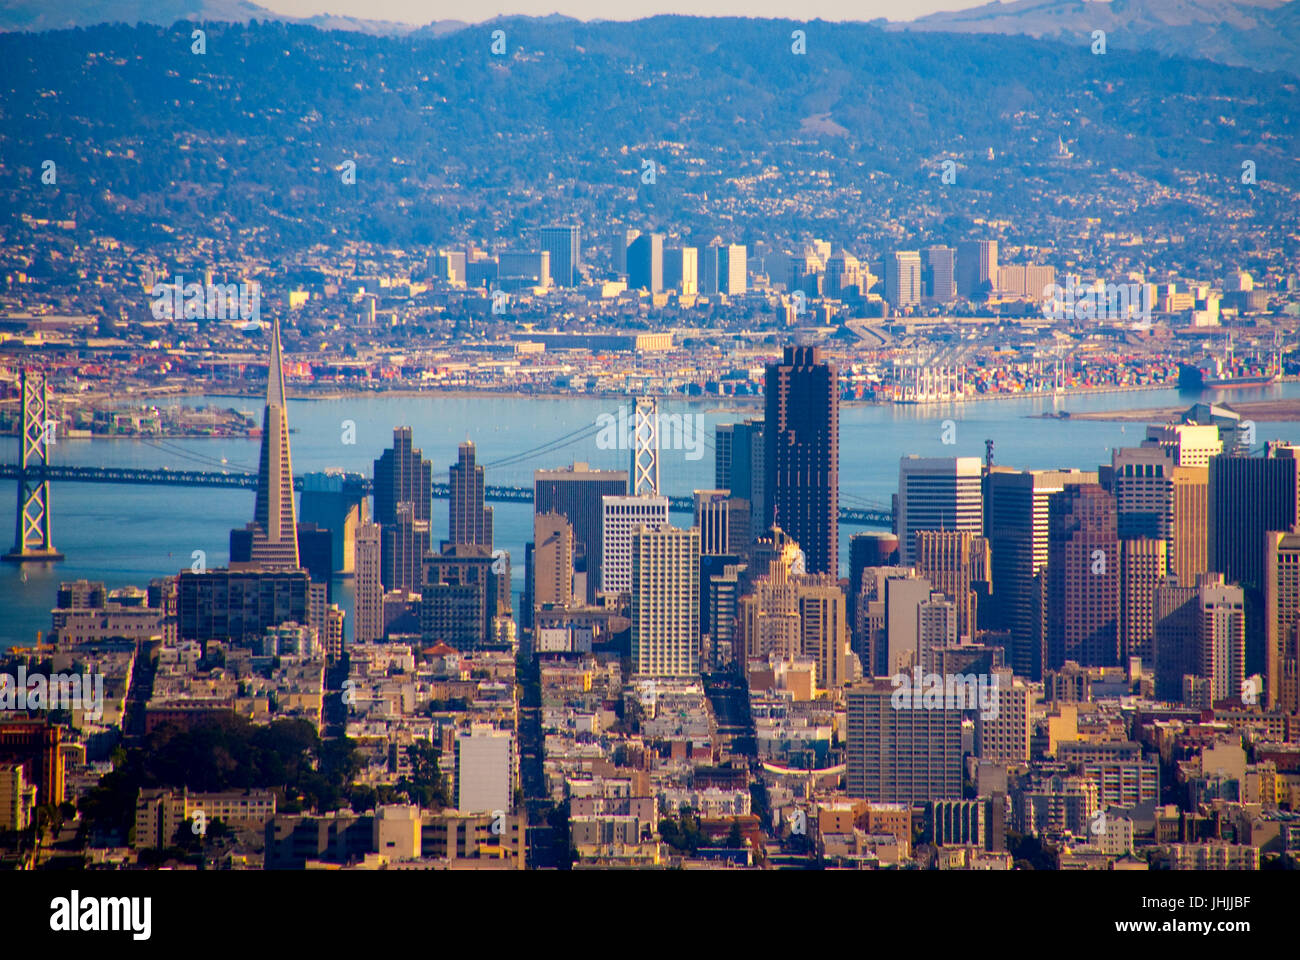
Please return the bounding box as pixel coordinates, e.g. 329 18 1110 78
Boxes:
0 463 892 527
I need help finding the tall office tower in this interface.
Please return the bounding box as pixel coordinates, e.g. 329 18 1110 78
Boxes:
825 249 862 298
797 576 851 690
914 530 988 641
1111 446 1174 550
703 560 745 667
534 463 628 604
715 418 765 540
846 679 963 803
1209 443 1300 679
718 243 748 295
612 228 639 276
627 232 664 292
764 345 839 576
956 240 998 298
1265 532 1300 710
917 592 958 670
737 555 801 662
693 490 734 556
849 533 899 651
922 245 957 303
1199 572 1247 706
984 467 1098 681
663 246 699 296
1153 580 1200 701
454 724 515 814
885 250 923 308
975 669 1031 763
1170 466 1210 585
532 512 574 610
897 456 983 568
601 494 670 596
381 503 430 594
630 524 700 677
374 427 432 527
539 224 581 287
241 318 300 569
354 520 383 643
1144 423 1223 467
498 250 551 288
1120 537 1167 667
449 441 493 549
884 575 934 675
1046 484 1120 670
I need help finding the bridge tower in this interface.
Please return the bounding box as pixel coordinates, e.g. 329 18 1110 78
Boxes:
631 396 660 497
5 368 63 562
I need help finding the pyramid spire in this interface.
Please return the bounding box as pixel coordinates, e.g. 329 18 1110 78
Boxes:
248 317 299 568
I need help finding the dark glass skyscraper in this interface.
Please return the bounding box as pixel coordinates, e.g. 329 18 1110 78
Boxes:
449 440 492 549
373 427 432 527
763 345 839 576
539 224 581 287
1046 483 1119 670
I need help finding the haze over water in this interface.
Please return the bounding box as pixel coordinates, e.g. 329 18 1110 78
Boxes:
3 383 1296 647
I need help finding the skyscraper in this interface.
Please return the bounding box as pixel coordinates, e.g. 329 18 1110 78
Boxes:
764 345 839 576
1170 465 1210 586
663 246 698 295
1120 537 1167 668
922 245 956 303
693 490 733 556
381 503 430 594
539 224 581 287
354 519 383 643
532 512 574 611
627 232 664 293
534 463 628 604
601 494 669 596
984 467 1097 680
897 456 983 568
846 679 963 803
885 250 922 309
1046 484 1120 670
1209 443 1300 678
244 318 299 569
1265 531 1300 710
449 440 492 549
373 427 432 527
956 240 998 298
716 418 765 541
914 530 988 642
631 524 700 677
718 243 747 296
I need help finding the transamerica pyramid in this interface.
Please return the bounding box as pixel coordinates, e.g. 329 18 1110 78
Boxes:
246 316 300 569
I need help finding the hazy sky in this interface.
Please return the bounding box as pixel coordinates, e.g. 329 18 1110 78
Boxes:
254 0 994 26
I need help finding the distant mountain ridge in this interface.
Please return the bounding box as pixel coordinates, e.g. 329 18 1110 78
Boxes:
1 0 1295 74
887 0 1300 75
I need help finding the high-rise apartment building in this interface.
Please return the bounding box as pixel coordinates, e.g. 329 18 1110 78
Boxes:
975 669 1031 764
449 440 492 549
539 224 581 287
534 463 628 604
764 346 839 576
455 724 515 814
846 679 963 803
601 495 670 596
1046 484 1120 670
897 456 983 569
630 524 700 677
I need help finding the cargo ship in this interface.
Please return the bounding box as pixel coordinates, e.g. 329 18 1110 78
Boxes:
1179 334 1280 389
